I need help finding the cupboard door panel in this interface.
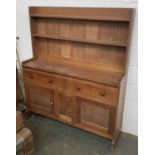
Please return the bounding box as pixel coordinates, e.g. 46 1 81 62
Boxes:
81 102 109 128
55 91 72 123
28 86 54 114
79 98 115 134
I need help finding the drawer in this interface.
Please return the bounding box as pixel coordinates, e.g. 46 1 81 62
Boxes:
24 69 119 106
66 80 119 106
24 70 63 89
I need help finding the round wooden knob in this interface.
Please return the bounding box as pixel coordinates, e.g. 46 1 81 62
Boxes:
100 92 106 96
30 76 34 79
77 87 81 91
48 80 53 83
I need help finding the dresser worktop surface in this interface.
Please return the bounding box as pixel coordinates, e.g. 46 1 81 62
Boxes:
23 58 124 87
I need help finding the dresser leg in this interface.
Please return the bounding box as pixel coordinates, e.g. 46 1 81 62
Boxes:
111 130 121 151
111 143 114 151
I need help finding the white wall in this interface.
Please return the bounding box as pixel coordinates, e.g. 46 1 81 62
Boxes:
16 0 138 135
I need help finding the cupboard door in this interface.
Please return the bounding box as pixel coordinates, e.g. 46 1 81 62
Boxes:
27 86 55 115
79 98 116 135
54 91 72 123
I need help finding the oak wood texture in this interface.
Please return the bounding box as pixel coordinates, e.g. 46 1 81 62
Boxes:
22 7 134 150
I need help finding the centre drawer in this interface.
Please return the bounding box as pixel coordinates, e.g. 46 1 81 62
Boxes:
23 69 119 106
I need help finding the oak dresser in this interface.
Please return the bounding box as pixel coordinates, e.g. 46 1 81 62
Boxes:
22 7 134 150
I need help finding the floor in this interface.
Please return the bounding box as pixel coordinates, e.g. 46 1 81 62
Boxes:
25 114 138 155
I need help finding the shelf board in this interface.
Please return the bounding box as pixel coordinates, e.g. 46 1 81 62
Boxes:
30 14 130 22
32 34 127 47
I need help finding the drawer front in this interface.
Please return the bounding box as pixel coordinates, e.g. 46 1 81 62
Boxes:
24 70 64 89
67 80 118 106
24 69 118 106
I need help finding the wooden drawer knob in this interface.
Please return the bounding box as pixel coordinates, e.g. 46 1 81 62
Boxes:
100 92 106 96
76 87 81 91
48 80 53 83
29 76 34 79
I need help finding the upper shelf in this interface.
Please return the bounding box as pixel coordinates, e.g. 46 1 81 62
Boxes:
32 34 127 47
30 14 131 22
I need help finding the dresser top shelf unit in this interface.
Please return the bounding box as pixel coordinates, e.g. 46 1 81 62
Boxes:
24 7 134 87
